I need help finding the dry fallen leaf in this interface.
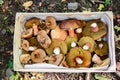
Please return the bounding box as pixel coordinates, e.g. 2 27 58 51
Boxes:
22 1 33 10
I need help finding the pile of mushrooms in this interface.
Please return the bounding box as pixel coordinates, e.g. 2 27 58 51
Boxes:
20 16 110 68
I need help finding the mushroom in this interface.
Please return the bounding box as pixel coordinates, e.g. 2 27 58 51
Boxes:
28 46 37 51
21 40 30 51
83 20 107 40
21 28 33 38
31 49 46 63
60 19 82 37
62 60 69 67
24 17 41 35
51 25 67 41
22 1 33 10
92 54 103 65
20 54 31 64
48 54 64 66
45 16 56 29
37 30 51 48
24 73 31 80
93 58 110 67
94 41 108 56
78 36 96 53
45 39 67 56
66 47 91 68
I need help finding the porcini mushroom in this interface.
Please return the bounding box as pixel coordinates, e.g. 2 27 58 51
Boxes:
24 17 41 35
45 16 56 29
83 20 107 40
37 30 51 48
51 25 67 41
31 49 46 63
78 36 96 53
20 54 31 64
94 41 108 56
92 54 103 65
60 19 82 37
21 40 30 51
21 28 33 38
45 39 67 56
66 47 91 68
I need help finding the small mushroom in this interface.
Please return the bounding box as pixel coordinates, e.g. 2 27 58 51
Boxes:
94 41 108 56
48 54 64 66
78 36 96 53
28 46 37 51
21 40 29 51
37 30 51 48
51 25 67 41
93 58 110 67
20 54 31 64
31 49 46 63
45 16 56 29
92 54 103 65
60 19 82 37
24 73 31 80
21 28 33 38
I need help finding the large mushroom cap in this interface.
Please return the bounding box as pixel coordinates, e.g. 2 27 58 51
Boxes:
24 17 40 28
59 19 82 30
78 36 96 53
45 39 68 56
94 41 108 56
45 16 56 29
82 19 107 40
51 25 67 41
31 49 46 63
37 30 51 48
66 47 91 68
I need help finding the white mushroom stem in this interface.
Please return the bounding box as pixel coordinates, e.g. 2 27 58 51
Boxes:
76 28 82 33
97 38 102 41
53 47 60 55
76 57 83 64
28 46 36 51
92 54 103 65
83 43 91 50
99 43 103 49
90 23 99 32
71 41 76 47
91 23 97 28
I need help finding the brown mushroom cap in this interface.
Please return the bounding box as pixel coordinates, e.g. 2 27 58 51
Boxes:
21 40 29 51
21 28 33 38
31 49 46 63
51 25 67 41
46 16 56 29
37 30 51 48
59 19 82 30
24 17 40 28
20 54 31 64
48 54 64 66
